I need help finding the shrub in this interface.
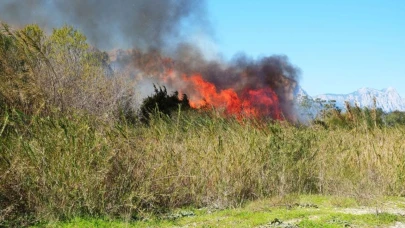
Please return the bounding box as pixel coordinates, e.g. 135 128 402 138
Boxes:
385 111 405 127
139 85 191 123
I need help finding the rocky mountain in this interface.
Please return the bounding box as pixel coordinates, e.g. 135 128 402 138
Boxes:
314 87 405 113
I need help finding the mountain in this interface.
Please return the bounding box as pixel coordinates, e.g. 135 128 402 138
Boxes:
314 87 405 113
293 86 323 121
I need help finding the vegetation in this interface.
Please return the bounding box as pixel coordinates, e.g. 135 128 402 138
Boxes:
0 23 134 119
385 110 405 126
139 85 191 123
3 105 405 226
32 195 405 227
2 23 405 227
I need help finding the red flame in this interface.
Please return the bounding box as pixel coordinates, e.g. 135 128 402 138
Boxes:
180 74 282 119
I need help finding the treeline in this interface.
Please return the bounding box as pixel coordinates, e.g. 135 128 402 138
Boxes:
2 22 405 128
320 103 405 129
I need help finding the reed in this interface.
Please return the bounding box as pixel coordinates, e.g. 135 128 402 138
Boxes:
2 108 405 225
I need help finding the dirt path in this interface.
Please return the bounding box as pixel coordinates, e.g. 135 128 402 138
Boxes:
391 222 405 228
257 205 405 228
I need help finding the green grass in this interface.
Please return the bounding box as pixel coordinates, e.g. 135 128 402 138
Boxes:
35 195 405 227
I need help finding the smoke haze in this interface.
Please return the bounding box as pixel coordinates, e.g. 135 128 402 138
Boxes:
0 0 207 50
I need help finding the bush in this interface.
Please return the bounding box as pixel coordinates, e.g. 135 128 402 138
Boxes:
139 85 191 123
385 111 405 126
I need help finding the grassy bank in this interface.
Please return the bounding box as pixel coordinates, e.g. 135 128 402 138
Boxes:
34 195 405 227
2 109 405 226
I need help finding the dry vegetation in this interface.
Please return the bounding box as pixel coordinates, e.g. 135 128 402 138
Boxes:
1 23 405 226
0 23 135 119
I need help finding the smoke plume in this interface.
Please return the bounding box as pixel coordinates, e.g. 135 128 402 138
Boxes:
0 0 206 50
1 0 300 120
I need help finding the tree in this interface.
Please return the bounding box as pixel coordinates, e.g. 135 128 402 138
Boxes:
0 23 45 114
139 85 191 123
0 23 136 119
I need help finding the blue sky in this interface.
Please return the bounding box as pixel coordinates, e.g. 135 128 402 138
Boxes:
206 0 405 96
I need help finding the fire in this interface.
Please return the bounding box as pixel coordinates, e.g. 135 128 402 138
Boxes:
241 88 281 119
112 47 298 121
181 74 282 119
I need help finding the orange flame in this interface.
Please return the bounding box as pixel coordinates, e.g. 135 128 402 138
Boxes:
180 74 282 119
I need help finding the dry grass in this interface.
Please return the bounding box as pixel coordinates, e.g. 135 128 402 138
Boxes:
1 108 405 226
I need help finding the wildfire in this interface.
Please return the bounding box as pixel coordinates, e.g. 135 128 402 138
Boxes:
166 73 283 120
121 49 297 121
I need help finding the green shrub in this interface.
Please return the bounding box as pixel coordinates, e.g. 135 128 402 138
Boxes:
385 111 405 126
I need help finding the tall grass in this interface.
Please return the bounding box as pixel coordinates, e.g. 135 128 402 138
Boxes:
2 108 405 225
